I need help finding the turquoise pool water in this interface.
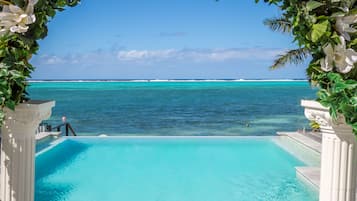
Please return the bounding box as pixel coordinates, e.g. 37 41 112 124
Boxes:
35 137 318 201
36 136 59 152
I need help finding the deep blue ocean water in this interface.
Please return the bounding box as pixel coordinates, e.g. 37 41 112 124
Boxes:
28 81 317 136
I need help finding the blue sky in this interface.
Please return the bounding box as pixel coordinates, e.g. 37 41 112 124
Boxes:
31 0 309 79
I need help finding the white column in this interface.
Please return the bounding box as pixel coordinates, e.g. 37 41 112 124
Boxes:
302 100 357 201
0 100 55 201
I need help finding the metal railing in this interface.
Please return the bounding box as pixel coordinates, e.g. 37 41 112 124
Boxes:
37 116 77 136
52 123 77 136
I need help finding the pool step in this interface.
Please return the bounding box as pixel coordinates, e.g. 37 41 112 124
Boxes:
281 132 357 200
302 131 322 142
277 132 321 192
296 167 320 190
277 131 321 153
296 167 357 200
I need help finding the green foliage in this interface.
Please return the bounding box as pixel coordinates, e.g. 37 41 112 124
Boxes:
257 0 357 136
306 1 324 11
270 48 310 69
309 20 330 43
264 17 292 33
0 0 80 125
317 72 357 133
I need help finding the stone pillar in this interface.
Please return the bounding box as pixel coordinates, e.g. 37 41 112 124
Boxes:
0 100 55 201
301 100 357 201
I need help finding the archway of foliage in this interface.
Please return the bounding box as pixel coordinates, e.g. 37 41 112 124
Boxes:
0 0 79 121
0 0 356 135
258 0 356 135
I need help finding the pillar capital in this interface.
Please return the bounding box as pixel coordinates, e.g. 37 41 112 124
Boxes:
2 100 55 140
301 100 350 135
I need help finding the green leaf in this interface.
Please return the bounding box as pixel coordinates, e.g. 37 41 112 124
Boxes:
349 38 357 47
331 11 345 18
327 72 343 82
329 106 338 120
306 1 324 11
349 8 357 15
0 111 4 126
9 70 24 79
5 100 16 110
270 48 310 69
264 17 292 33
333 82 348 93
310 20 329 42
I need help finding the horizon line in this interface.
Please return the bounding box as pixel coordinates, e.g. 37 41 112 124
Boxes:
28 78 309 83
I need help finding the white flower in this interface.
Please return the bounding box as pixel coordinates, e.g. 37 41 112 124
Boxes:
321 43 334 72
336 14 357 41
0 0 38 36
321 36 357 74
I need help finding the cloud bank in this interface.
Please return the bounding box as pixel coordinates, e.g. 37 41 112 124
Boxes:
31 47 309 80
33 48 285 66
117 48 284 62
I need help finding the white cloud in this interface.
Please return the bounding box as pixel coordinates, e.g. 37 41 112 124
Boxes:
117 49 176 61
36 55 66 65
32 48 286 66
116 48 285 62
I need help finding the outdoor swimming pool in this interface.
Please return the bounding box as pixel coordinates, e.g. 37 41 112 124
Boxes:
35 137 318 201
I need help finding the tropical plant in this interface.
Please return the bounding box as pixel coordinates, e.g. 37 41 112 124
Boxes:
258 0 357 135
264 17 311 69
309 120 321 132
0 0 79 124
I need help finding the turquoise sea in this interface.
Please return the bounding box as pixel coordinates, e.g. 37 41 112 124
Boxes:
28 81 317 136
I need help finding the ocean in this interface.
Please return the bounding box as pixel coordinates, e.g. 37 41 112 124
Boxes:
28 80 317 136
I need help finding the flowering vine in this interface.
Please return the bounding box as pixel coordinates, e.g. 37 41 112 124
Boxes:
259 0 357 135
0 0 37 35
321 36 357 73
0 0 79 124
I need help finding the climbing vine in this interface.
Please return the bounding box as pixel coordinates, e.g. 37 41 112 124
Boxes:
0 0 79 123
259 0 357 135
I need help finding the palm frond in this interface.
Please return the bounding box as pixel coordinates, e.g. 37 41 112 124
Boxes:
270 48 310 70
264 17 292 33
